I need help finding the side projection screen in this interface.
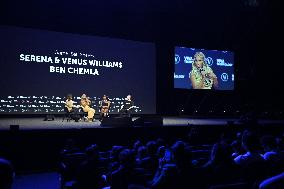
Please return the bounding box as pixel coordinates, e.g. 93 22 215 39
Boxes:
174 47 234 90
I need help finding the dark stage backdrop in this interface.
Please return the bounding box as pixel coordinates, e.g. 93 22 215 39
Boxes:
0 26 156 114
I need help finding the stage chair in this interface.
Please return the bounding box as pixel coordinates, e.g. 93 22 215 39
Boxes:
62 107 72 122
73 107 88 122
82 112 88 122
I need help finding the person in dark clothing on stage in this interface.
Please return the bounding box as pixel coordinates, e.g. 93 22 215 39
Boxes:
99 95 111 121
120 95 134 117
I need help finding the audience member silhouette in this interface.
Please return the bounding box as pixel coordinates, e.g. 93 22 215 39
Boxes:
259 172 284 189
110 149 137 189
137 141 159 176
76 144 104 189
261 135 281 162
234 131 264 166
203 142 239 184
0 158 14 189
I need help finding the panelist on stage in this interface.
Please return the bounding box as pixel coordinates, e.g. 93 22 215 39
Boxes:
120 94 134 117
64 94 74 113
62 94 74 121
80 94 95 122
99 95 111 121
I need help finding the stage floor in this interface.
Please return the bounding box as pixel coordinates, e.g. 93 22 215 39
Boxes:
1 116 284 130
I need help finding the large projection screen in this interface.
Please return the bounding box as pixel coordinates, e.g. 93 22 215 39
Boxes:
0 26 156 114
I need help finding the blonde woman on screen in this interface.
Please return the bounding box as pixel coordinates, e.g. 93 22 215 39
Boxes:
190 52 218 89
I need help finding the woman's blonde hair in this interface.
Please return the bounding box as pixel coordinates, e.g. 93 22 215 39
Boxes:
193 52 208 67
192 52 209 73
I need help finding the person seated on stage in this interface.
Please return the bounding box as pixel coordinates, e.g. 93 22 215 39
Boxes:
80 94 95 122
119 94 134 117
99 95 111 121
64 94 74 113
62 94 75 122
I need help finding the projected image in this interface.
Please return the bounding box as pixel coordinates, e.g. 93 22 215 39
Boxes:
174 47 234 90
0 26 156 114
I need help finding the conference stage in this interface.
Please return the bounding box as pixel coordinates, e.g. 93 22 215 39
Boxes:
1 116 283 131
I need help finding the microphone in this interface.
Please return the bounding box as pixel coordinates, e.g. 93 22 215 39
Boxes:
200 68 208 78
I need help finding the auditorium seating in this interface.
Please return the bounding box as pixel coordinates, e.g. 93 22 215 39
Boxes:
3 125 284 189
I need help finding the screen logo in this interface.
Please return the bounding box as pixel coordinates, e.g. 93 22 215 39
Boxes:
175 54 180 64
217 59 233 67
174 73 185 79
221 73 229 82
206 57 213 66
184 56 194 64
